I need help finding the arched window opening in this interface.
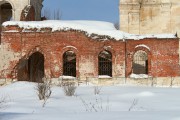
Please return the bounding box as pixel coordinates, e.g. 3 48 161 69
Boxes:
28 52 44 82
133 50 148 74
0 3 12 24
98 50 112 77
63 51 76 77
17 52 44 82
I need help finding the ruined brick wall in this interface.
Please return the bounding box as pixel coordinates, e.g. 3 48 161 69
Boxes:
0 26 126 80
0 26 179 81
126 38 180 77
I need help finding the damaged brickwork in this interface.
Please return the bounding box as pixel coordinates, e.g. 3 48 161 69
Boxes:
0 25 179 83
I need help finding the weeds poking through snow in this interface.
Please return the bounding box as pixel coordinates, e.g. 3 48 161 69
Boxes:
62 81 77 96
0 95 10 110
36 78 52 107
80 96 110 112
0 97 6 109
128 99 138 111
170 77 175 87
94 86 102 95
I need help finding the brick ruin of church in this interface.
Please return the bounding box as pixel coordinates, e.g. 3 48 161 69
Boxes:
0 0 180 85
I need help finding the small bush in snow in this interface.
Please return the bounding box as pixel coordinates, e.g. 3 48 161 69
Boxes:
36 78 52 102
94 86 102 95
80 96 110 112
0 95 9 109
62 81 77 96
128 99 138 111
170 77 175 87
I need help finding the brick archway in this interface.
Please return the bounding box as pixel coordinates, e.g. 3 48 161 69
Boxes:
95 45 115 77
0 1 14 24
0 0 15 11
63 51 76 77
132 46 151 76
28 52 44 82
98 50 112 77
16 51 45 82
62 46 79 77
15 46 51 82
27 47 51 79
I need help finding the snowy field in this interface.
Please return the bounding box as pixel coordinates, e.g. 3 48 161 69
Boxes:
0 82 180 120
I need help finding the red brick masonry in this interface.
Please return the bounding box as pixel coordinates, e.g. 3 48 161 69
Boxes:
1 26 179 80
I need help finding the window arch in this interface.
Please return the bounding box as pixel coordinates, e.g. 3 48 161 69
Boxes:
17 52 44 83
63 51 76 77
98 50 112 76
28 52 44 82
133 50 148 74
0 2 12 24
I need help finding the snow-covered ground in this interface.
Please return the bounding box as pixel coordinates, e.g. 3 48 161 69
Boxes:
0 82 180 120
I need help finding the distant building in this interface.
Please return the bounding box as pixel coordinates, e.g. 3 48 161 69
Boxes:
119 0 180 36
0 0 43 24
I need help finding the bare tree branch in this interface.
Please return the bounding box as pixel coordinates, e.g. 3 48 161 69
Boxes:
42 8 62 20
114 22 119 30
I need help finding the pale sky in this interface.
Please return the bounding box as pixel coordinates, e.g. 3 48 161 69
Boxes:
43 0 119 23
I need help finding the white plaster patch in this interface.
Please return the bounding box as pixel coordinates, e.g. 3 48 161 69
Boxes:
115 64 124 76
0 44 21 71
54 66 60 72
79 56 94 78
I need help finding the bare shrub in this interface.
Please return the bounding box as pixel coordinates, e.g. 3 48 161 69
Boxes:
170 77 175 87
42 7 62 20
62 81 77 96
0 95 9 109
128 99 138 111
0 97 6 109
80 96 110 112
94 86 102 95
114 21 119 30
36 78 52 107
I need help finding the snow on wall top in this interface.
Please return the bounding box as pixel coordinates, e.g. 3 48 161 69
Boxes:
2 20 177 41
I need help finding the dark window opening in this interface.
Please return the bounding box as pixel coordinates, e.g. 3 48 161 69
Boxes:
133 50 148 74
0 3 12 44
63 51 76 77
0 3 12 24
98 50 112 77
17 52 44 83
28 52 44 82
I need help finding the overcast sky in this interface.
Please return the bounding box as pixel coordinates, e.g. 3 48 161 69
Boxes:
42 0 119 23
